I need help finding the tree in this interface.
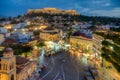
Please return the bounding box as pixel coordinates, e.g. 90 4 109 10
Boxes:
67 26 74 42
17 15 22 18
37 41 45 47
8 16 12 20
102 41 109 46
88 25 96 30
33 30 40 36
8 44 32 55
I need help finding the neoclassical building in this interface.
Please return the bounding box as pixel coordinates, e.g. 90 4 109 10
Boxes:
0 48 36 80
40 27 60 42
92 34 104 57
70 36 93 54
70 30 93 54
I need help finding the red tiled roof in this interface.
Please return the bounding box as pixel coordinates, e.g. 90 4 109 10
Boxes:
16 57 30 73
29 38 37 41
2 38 17 45
72 31 92 39
16 57 29 65
3 48 13 54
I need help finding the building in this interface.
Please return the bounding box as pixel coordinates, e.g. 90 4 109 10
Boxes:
70 36 93 54
12 22 28 29
4 24 12 30
16 57 36 80
17 33 30 43
0 27 7 34
70 30 93 54
2 38 17 45
40 27 60 41
0 48 36 80
92 34 104 59
10 30 31 44
0 48 16 80
0 34 5 45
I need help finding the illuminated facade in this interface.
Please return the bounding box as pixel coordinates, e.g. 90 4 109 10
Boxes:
93 34 104 55
4 24 12 30
39 25 47 30
40 28 60 41
0 48 16 80
70 36 93 54
16 57 36 80
0 34 5 44
0 48 36 80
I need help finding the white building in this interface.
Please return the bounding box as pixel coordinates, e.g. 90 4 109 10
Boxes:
17 33 30 43
0 27 7 34
12 22 28 29
10 32 31 43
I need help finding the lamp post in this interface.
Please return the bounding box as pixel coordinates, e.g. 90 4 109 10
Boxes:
110 46 113 51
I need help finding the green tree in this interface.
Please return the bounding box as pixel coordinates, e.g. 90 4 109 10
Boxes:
37 41 45 47
67 26 74 42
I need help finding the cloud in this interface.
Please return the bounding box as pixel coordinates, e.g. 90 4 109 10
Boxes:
92 0 111 7
104 3 111 6
74 0 118 17
88 8 120 17
92 0 107 4
82 8 90 12
74 3 82 9
74 3 90 13
0 0 120 17
10 0 23 4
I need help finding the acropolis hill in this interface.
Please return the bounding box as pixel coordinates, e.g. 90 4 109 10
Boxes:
27 8 79 15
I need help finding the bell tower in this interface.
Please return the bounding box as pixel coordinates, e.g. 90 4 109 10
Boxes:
0 48 16 80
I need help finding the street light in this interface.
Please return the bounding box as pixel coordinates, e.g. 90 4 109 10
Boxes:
14 29 17 31
22 28 25 31
110 46 113 51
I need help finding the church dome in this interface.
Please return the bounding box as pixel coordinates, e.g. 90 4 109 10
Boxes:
5 48 13 52
3 48 14 58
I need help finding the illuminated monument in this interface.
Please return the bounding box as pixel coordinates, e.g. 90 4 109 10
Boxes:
27 8 79 15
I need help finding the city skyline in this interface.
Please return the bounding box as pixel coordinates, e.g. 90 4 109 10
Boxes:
0 0 120 17
0 1 120 79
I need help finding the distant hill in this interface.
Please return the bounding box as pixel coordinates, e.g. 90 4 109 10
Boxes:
25 9 120 26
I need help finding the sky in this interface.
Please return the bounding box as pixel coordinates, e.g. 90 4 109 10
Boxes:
0 0 120 17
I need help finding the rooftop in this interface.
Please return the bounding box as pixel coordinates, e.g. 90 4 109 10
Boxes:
16 56 30 73
44 27 55 30
72 30 92 39
2 38 17 45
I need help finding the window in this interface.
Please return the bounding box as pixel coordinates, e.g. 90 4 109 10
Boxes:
11 74 14 80
3 64 5 70
0 63 1 70
5 64 7 70
12 62 14 69
10 64 12 70
0 74 1 79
